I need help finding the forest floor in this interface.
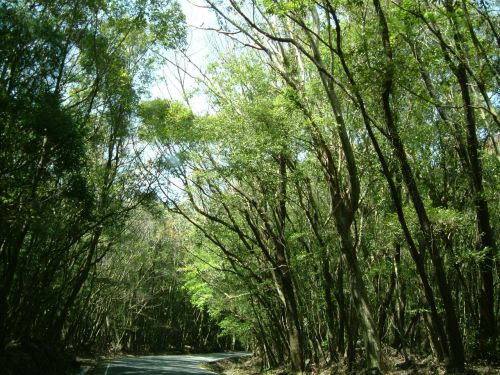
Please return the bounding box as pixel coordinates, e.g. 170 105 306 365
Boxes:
202 350 500 374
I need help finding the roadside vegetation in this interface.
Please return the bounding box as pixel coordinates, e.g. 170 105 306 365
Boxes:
1 0 498 374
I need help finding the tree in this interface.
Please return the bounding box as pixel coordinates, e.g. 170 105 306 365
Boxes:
0 0 186 356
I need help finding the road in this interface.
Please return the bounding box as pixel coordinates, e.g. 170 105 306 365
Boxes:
83 352 250 374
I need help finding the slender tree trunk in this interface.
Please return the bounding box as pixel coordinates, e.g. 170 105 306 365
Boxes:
322 257 339 362
415 5 497 354
308 30 382 368
454 60 497 356
338 229 381 372
327 5 451 363
50 228 102 344
373 0 464 369
346 301 358 372
383 87 464 370
378 245 398 342
274 154 305 373
335 261 346 357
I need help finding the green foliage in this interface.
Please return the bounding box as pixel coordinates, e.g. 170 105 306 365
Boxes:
0 0 188 357
69 209 229 353
259 0 313 15
142 0 500 369
138 99 194 142
1 0 499 370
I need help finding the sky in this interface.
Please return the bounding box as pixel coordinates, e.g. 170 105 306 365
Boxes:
149 0 218 114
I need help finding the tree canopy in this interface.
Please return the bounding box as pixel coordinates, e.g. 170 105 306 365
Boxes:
0 0 498 374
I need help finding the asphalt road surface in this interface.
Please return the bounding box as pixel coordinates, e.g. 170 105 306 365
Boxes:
83 352 250 374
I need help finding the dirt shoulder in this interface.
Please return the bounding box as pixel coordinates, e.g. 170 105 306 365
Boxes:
202 354 500 375
203 356 262 375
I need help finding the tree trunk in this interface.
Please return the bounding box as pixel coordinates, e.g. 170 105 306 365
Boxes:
378 245 398 341
454 60 497 356
322 257 339 362
338 228 381 372
275 154 305 373
373 0 464 368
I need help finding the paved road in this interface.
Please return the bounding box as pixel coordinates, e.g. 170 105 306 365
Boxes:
84 352 250 374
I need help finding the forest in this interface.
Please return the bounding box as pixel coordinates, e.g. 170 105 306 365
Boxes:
0 0 498 374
